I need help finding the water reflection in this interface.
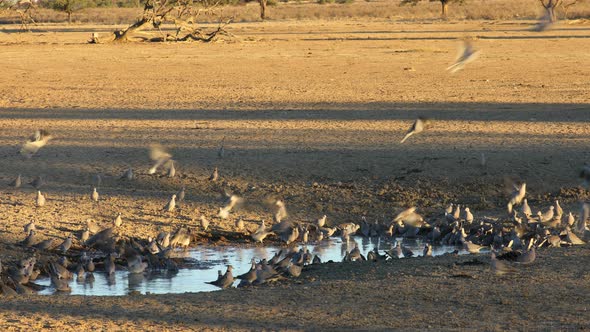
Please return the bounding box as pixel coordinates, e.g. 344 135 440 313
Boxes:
37 236 467 296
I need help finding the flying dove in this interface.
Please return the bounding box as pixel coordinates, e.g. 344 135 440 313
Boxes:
446 38 480 74
274 200 288 222
400 117 431 144
531 10 553 32
507 183 526 214
20 129 53 158
490 252 516 276
148 144 173 175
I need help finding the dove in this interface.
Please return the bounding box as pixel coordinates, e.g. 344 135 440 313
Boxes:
538 206 555 224
206 265 234 289
91 187 99 202
127 255 148 274
163 194 177 212
57 235 72 254
566 212 575 227
120 167 133 180
317 215 327 228
453 204 461 221
554 200 563 219
401 243 414 258
521 199 532 217
463 241 485 254
80 228 90 243
167 160 176 178
507 183 526 214
113 212 122 227
400 117 431 144
36 191 45 207
28 176 44 189
393 207 416 223
105 254 116 275
20 129 53 157
200 216 210 231
464 207 474 224
176 187 185 202
235 217 244 232
9 174 22 188
274 200 288 222
446 38 480 74
20 230 36 247
566 227 585 245
23 220 36 234
490 252 516 276
148 144 173 175
251 228 272 244
85 219 101 234
302 228 309 244
51 275 71 292
516 247 536 265
445 203 453 215
209 167 219 181
531 10 553 32
157 232 171 248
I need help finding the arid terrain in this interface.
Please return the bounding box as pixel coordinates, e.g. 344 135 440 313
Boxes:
1 17 590 330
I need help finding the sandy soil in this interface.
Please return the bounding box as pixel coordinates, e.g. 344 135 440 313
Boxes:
0 19 590 330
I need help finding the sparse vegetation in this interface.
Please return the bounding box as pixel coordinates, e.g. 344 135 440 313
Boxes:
401 0 466 18
1 0 590 24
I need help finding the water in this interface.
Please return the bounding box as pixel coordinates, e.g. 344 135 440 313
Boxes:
37 236 467 296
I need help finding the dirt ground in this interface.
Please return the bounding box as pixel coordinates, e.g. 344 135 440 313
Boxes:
1 19 590 330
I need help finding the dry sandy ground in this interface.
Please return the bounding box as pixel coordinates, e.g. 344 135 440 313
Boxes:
0 19 590 330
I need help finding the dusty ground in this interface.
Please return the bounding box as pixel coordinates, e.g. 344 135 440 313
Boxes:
0 19 590 330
